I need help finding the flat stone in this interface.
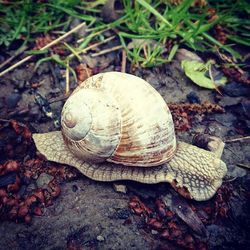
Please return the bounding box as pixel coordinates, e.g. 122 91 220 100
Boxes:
113 183 127 194
6 93 21 108
36 173 53 188
113 208 130 220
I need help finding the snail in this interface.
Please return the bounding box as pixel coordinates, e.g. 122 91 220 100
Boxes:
33 72 227 201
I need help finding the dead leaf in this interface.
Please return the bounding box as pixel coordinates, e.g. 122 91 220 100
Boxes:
101 0 119 22
162 191 207 236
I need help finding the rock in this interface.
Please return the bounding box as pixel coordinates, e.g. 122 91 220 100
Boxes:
242 99 250 119
151 230 158 235
12 68 33 82
0 172 16 187
17 232 26 238
0 99 4 109
175 49 203 63
70 18 87 38
221 82 250 97
96 235 105 242
36 173 53 188
28 104 41 121
14 80 26 91
101 0 119 22
72 185 78 192
207 224 245 248
25 183 37 193
145 73 161 90
113 183 127 194
213 113 236 128
49 88 61 97
186 91 200 104
5 93 21 108
218 96 242 107
113 208 130 220
36 62 50 75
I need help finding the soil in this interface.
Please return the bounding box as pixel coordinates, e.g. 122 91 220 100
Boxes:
0 49 249 250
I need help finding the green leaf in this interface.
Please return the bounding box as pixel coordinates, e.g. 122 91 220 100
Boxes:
26 49 49 55
181 60 227 89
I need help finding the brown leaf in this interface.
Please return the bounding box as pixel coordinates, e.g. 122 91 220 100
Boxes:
101 0 119 22
75 64 92 82
163 192 206 236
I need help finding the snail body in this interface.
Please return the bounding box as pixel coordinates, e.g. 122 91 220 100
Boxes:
33 72 227 201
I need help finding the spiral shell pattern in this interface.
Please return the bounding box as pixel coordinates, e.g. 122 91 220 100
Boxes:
61 72 176 167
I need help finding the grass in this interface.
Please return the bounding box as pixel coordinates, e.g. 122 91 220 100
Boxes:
0 0 95 47
0 0 249 69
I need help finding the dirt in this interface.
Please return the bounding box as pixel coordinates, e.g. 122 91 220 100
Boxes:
0 52 249 250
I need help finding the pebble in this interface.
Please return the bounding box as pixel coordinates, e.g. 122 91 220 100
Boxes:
25 183 37 193
49 88 61 96
72 185 78 192
5 93 21 108
213 113 236 128
0 100 4 109
0 139 5 151
36 173 53 188
28 104 41 121
176 48 203 63
54 205 64 215
151 230 158 235
113 208 130 220
242 100 250 118
221 82 250 97
218 96 242 107
37 62 50 75
18 185 26 196
186 91 200 104
17 232 26 238
96 235 105 242
113 183 127 193
14 80 26 91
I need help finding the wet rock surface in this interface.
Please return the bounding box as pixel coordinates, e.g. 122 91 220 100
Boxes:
0 57 249 249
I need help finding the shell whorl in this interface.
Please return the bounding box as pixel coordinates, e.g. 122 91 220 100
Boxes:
61 87 122 162
61 72 177 167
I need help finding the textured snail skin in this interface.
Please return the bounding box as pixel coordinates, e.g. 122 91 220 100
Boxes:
33 131 227 201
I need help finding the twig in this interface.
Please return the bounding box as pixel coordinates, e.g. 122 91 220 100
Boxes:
49 96 68 104
77 28 110 43
0 22 86 77
0 45 28 70
0 55 33 78
225 136 250 143
91 45 123 57
208 64 223 95
65 60 70 96
121 49 127 73
48 62 59 86
68 36 116 60
237 163 250 170
83 64 91 78
0 118 11 122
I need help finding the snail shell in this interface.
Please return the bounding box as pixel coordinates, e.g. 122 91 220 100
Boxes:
61 72 176 166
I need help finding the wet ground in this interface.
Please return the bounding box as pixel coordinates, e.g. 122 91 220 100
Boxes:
0 49 249 250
